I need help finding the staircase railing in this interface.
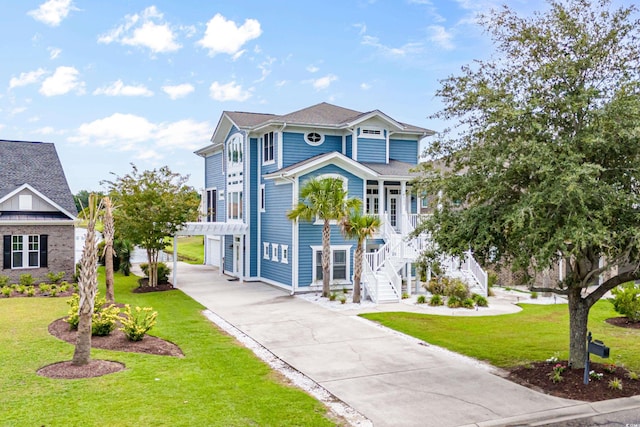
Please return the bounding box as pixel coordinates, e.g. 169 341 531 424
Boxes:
465 250 488 296
382 259 401 298
362 258 379 303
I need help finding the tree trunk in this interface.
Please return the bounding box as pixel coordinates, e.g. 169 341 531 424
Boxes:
567 287 590 369
352 242 363 303
105 243 114 302
322 221 331 297
147 249 158 287
72 310 92 365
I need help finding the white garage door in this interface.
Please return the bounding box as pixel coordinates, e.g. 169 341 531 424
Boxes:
206 235 221 267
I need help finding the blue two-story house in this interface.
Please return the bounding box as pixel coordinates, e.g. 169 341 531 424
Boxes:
194 102 440 302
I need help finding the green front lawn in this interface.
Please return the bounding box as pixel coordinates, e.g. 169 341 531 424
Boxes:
0 270 336 427
167 235 205 264
361 301 640 371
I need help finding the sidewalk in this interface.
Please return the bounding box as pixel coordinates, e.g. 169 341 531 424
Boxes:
170 262 640 427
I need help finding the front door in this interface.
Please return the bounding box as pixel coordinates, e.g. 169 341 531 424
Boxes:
233 236 242 277
388 189 400 232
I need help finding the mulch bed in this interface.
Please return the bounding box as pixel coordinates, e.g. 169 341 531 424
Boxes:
132 279 175 293
605 316 640 329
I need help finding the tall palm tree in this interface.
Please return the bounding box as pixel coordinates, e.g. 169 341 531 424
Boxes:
341 210 381 303
72 193 101 366
287 177 360 297
102 196 115 303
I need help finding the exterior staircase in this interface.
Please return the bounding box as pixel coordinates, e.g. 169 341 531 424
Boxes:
363 213 488 304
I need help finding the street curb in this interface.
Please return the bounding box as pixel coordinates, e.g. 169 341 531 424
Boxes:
460 395 640 426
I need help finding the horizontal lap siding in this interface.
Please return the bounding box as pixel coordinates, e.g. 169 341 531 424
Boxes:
389 138 418 165
261 181 292 286
297 165 362 287
357 137 386 163
283 132 342 167
345 135 352 159
205 153 224 220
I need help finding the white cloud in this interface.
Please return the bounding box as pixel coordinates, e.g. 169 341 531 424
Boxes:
9 68 48 89
48 47 62 59
360 82 371 90
428 25 455 50
197 13 262 56
162 83 195 100
312 74 338 91
28 0 76 27
34 126 57 135
275 80 287 88
93 80 153 97
209 81 252 102
68 113 210 156
361 35 423 57
255 56 276 83
10 107 27 116
306 65 319 73
39 66 85 96
98 6 181 54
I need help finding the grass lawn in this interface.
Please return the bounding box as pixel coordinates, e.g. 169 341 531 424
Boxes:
0 269 337 427
167 236 204 264
360 301 640 372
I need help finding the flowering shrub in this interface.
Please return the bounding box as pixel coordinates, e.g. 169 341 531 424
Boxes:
119 304 158 341
548 363 565 383
589 370 603 381
603 363 617 374
65 293 120 336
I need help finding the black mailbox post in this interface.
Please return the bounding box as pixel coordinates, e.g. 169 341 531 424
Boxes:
584 331 610 385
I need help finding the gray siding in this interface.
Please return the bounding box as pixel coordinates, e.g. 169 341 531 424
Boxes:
389 138 419 165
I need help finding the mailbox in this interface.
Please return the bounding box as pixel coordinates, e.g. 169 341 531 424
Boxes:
588 340 610 358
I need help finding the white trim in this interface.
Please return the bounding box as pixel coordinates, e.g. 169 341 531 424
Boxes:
260 184 266 212
271 243 279 262
0 183 76 220
263 242 270 259
310 244 352 285
281 244 289 264
304 131 325 146
360 127 385 139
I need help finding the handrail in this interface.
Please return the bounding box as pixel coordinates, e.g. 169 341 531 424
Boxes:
362 258 379 303
465 250 488 296
382 259 401 298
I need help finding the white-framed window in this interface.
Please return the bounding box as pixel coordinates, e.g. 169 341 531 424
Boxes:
263 131 274 164
227 134 243 167
260 184 266 212
11 235 39 268
19 195 32 210
205 188 217 221
227 191 243 221
304 132 325 146
263 242 270 259
366 187 379 215
281 245 289 264
311 245 351 284
360 127 384 139
271 243 279 261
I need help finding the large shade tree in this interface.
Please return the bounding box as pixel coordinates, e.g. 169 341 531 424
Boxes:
341 210 381 303
287 177 360 297
105 165 200 288
415 0 640 368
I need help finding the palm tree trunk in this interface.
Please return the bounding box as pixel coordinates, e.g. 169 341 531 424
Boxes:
353 242 363 303
103 197 115 303
322 220 331 297
72 311 92 365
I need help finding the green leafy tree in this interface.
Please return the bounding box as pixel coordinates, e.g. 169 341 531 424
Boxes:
341 210 380 303
104 165 200 288
287 177 361 297
415 0 640 368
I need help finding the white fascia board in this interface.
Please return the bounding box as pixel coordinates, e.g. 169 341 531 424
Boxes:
264 152 379 183
0 183 76 220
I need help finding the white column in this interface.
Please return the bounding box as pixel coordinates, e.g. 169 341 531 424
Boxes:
400 181 407 234
173 237 178 286
378 180 385 220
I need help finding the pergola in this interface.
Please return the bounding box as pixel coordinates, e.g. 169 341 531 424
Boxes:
172 222 248 286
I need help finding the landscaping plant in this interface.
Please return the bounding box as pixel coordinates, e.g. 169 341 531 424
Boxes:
610 282 640 322
119 304 158 341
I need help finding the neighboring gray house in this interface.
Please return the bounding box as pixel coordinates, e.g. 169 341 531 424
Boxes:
0 140 77 283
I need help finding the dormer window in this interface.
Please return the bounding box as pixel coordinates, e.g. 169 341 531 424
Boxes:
305 132 324 146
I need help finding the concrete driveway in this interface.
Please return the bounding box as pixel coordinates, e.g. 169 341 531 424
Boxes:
170 263 623 427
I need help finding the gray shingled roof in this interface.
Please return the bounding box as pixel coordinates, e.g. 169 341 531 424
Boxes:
361 159 419 177
225 111 277 128
0 140 77 216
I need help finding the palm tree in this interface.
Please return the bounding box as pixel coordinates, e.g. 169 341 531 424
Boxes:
287 177 360 297
341 210 381 303
102 196 115 303
72 193 101 366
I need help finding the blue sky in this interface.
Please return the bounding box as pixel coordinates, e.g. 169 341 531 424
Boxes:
0 0 633 193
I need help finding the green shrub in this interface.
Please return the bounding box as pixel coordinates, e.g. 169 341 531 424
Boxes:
462 298 475 309
626 371 639 381
19 274 35 286
329 292 337 301
429 294 444 306
1 287 11 297
0 276 9 287
447 295 462 308
59 282 70 292
531 291 538 299
39 283 51 294
338 294 347 304
416 295 427 304
65 293 120 335
46 271 65 284
444 278 470 300
140 262 171 282
608 377 623 390
472 294 488 307
425 278 446 295
402 292 410 299
26 287 36 297
49 286 59 297
487 271 498 288
15 285 26 294
119 304 158 341
610 283 640 322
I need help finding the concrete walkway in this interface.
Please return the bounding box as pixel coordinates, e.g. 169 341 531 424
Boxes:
170 263 640 427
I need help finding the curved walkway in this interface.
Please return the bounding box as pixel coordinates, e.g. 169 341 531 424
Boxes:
171 262 640 427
